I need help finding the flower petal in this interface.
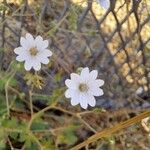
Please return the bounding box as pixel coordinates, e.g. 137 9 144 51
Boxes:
33 61 41 71
65 89 79 106
35 36 43 42
81 67 90 79
65 89 71 98
16 55 26 62
70 73 80 82
42 40 49 49
89 87 104 96
65 79 78 89
40 57 49 64
90 70 98 80
14 47 24 54
71 97 79 106
95 79 104 87
79 93 88 109
20 37 28 48
35 36 49 50
87 95 96 107
43 49 52 57
36 50 51 64
24 60 33 71
26 33 34 42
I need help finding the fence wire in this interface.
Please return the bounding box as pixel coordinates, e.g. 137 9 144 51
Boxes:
0 0 150 109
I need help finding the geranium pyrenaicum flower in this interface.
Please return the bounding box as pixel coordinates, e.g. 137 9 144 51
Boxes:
65 67 104 109
14 33 52 71
97 0 110 10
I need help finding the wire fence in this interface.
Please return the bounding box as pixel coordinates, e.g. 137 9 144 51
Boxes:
0 0 150 109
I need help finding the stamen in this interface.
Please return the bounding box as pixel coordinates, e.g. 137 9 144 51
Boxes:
79 83 89 92
29 47 38 56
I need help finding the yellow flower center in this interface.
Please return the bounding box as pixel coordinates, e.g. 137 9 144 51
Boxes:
79 83 89 92
29 47 38 56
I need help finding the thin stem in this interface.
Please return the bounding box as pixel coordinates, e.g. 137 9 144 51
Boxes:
71 109 150 150
5 70 16 116
5 85 10 116
27 104 54 130
77 114 97 133
29 89 33 117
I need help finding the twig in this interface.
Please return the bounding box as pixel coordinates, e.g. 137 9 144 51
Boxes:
71 109 150 150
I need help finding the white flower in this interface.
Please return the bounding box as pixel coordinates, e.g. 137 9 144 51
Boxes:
14 33 52 71
97 0 110 10
65 67 104 109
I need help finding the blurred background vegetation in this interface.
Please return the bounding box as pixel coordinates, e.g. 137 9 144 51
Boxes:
0 0 150 149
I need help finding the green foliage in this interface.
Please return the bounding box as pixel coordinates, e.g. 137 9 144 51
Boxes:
92 108 106 113
58 126 78 145
48 87 65 105
41 135 55 150
0 4 7 12
0 140 6 150
0 72 17 91
54 72 62 82
1 117 27 132
0 95 7 115
0 0 149 149
24 139 39 150
31 120 49 131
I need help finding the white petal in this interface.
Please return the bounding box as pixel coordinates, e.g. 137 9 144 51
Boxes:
65 79 77 89
33 61 41 71
79 94 88 109
97 0 110 9
26 33 34 42
35 36 43 43
70 73 80 82
16 55 26 62
87 95 96 107
65 89 79 98
89 87 104 96
95 79 104 87
14 47 24 54
42 40 49 49
81 67 90 79
90 70 98 80
43 49 52 57
71 97 79 106
65 89 71 98
20 37 28 48
35 36 49 50
36 49 52 64
65 89 79 106
24 60 33 71
40 57 49 64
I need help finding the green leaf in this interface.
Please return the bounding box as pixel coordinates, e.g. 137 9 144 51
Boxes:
1 117 18 128
9 132 19 141
48 87 64 105
0 140 6 150
24 140 39 150
58 126 78 145
41 135 55 150
31 121 49 131
0 73 17 91
54 72 62 82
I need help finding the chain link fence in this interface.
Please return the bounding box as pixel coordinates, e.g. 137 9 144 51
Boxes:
0 0 150 109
